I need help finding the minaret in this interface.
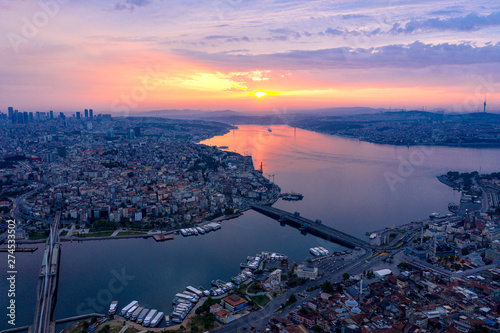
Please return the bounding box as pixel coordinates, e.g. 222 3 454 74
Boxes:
484 96 487 113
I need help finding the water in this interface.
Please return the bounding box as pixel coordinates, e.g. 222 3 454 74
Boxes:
2 124 500 330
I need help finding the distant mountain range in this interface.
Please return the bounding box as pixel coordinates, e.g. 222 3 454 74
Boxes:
133 108 499 125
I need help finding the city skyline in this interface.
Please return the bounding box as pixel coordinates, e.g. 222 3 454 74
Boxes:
1 0 500 113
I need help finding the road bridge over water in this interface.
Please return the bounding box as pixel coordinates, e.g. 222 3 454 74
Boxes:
250 203 401 250
28 211 61 333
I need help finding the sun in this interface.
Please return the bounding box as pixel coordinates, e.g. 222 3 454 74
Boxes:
253 91 268 98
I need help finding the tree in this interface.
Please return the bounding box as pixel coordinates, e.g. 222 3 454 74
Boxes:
336 284 344 293
321 280 334 293
289 294 297 303
343 272 350 281
461 247 470 256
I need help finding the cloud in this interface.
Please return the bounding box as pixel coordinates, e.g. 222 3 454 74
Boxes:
268 28 301 39
325 27 343 36
173 41 500 71
113 0 153 11
391 11 500 34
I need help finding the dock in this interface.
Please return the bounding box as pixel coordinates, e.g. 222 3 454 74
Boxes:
153 234 174 242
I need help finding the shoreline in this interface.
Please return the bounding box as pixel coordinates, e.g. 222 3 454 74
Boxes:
293 127 500 149
14 212 249 244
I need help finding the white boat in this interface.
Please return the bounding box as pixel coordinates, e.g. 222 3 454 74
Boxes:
196 227 205 234
180 229 188 236
125 305 138 318
310 247 321 256
186 286 203 297
143 309 157 327
108 301 118 315
119 300 138 316
150 311 164 327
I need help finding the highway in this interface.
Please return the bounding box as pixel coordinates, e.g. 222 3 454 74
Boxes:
29 211 61 333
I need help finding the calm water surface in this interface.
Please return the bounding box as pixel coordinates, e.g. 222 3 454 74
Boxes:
2 125 500 330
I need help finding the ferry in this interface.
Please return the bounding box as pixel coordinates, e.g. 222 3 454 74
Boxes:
108 301 118 315
131 306 144 321
125 305 138 319
180 229 188 236
119 300 138 316
429 212 439 219
310 247 320 256
186 285 203 297
143 309 158 327
137 308 150 324
280 192 304 201
196 227 205 234
150 311 164 327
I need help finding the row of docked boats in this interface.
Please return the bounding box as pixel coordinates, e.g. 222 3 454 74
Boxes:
180 222 221 236
113 300 165 327
170 286 204 324
232 268 253 285
310 247 330 257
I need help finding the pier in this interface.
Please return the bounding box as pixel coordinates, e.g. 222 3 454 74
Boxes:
29 211 62 333
250 203 400 250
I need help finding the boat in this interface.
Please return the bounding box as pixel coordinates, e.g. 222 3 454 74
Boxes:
196 227 205 234
318 247 329 255
164 315 171 326
108 301 118 315
369 233 377 239
309 247 321 256
186 286 203 297
143 309 158 327
131 306 144 321
280 192 304 201
218 145 229 149
429 212 439 219
268 128 272 132
125 305 138 319
119 300 138 316
150 311 164 327
180 229 188 236
137 308 150 324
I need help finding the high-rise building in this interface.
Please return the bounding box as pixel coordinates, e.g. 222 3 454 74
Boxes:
89 109 93 118
76 111 81 119
84 109 89 118
29 112 34 122
50 110 54 119
59 112 66 119
134 127 141 137
8 107 13 121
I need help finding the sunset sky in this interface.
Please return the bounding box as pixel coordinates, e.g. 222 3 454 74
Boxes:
1 0 500 114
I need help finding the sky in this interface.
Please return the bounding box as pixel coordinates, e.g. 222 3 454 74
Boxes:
1 0 500 114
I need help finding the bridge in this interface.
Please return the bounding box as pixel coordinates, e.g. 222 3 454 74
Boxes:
29 211 61 333
250 203 372 249
250 203 401 250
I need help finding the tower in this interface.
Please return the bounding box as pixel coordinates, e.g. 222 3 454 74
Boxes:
484 96 487 113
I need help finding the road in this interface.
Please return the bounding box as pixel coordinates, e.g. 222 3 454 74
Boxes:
215 247 402 332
